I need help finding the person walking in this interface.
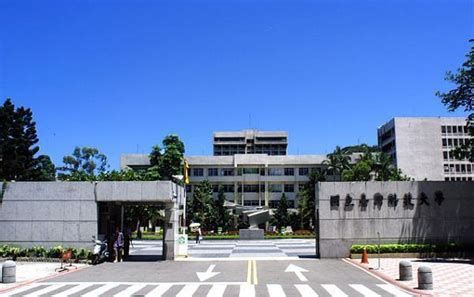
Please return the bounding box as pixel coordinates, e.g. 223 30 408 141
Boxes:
195 227 202 244
114 226 125 262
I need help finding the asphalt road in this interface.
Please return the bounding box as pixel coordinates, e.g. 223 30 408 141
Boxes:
3 259 414 296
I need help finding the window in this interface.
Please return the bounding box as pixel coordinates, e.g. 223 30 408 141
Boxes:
221 168 234 176
467 164 472 173
260 184 265 192
268 168 284 176
243 200 259 206
443 152 448 160
269 184 282 192
442 139 447 147
298 168 309 176
212 185 219 193
447 126 452 133
455 164 460 172
448 139 453 147
454 139 458 147
445 177 449 181
243 168 259 174
186 185 192 192
441 126 446 133
458 126 463 134
269 200 295 208
461 164 466 173
260 168 266 176
284 184 294 192
453 126 457 134
208 168 218 176
284 168 294 176
193 168 204 176
243 184 259 192
222 184 234 192
444 164 449 173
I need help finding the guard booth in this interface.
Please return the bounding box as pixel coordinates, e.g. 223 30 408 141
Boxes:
95 181 185 260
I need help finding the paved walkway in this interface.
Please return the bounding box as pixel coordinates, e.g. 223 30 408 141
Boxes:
130 239 316 259
351 257 474 297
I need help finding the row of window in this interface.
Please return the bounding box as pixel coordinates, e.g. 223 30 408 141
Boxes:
442 138 470 148
441 125 469 135
186 183 305 193
445 177 473 181
443 151 473 162
240 200 295 208
443 163 473 174
191 167 320 177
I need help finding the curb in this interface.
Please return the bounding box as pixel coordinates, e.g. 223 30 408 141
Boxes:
343 258 433 297
0 264 89 294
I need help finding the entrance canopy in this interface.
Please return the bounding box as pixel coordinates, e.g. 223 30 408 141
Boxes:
95 181 184 204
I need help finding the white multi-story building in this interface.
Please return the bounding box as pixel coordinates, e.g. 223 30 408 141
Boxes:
377 117 473 181
121 130 332 209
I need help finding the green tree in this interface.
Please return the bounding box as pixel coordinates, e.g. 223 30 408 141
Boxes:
323 146 351 180
272 193 290 230
215 185 231 232
32 155 56 181
0 99 40 181
159 135 185 180
436 40 474 161
190 180 215 230
297 171 324 230
342 160 372 181
57 147 109 181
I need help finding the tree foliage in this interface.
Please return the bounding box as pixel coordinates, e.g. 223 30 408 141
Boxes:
272 193 290 230
57 147 109 181
0 99 41 181
32 155 56 181
189 180 215 230
436 39 474 162
215 185 232 231
297 171 325 230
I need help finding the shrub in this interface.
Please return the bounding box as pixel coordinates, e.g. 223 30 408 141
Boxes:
350 243 469 254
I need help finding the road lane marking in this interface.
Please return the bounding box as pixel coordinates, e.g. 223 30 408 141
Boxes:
114 284 147 296
144 284 173 296
295 284 319 296
321 284 348 297
2 283 43 296
377 284 412 297
349 284 381 297
82 283 120 297
23 284 63 297
207 284 227 297
267 284 285 297
252 260 258 285
51 284 93 297
247 260 252 283
285 264 308 282
239 284 255 297
176 284 200 297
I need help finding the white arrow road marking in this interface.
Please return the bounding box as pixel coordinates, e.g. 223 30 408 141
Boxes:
197 264 221 281
285 264 309 282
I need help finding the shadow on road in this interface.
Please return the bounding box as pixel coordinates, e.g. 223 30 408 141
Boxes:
124 255 164 262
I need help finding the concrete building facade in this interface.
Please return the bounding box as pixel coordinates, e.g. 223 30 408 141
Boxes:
378 117 473 181
121 154 332 209
213 130 288 156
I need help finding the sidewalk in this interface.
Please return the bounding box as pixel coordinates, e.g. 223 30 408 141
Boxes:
0 262 87 292
349 257 474 296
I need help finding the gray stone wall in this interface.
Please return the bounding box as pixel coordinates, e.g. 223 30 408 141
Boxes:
317 181 474 258
0 182 97 249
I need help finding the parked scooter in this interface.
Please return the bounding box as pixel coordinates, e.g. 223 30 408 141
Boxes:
92 237 110 265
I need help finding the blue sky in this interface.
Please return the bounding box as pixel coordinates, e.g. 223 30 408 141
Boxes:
1 0 472 169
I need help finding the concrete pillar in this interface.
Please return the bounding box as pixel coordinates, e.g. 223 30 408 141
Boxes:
2 260 16 283
399 261 413 281
418 266 433 290
163 201 179 260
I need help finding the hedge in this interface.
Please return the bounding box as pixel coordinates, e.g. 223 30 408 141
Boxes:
0 245 92 260
350 243 471 254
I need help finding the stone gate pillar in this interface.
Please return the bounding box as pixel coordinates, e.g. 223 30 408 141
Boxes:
163 201 179 260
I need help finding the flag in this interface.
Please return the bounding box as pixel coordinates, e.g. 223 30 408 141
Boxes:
184 159 190 184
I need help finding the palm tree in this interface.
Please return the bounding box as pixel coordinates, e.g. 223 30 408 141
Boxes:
323 146 351 180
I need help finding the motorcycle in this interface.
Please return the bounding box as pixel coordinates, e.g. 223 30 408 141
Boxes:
92 237 110 265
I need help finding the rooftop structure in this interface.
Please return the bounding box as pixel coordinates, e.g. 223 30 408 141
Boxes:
213 130 288 156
